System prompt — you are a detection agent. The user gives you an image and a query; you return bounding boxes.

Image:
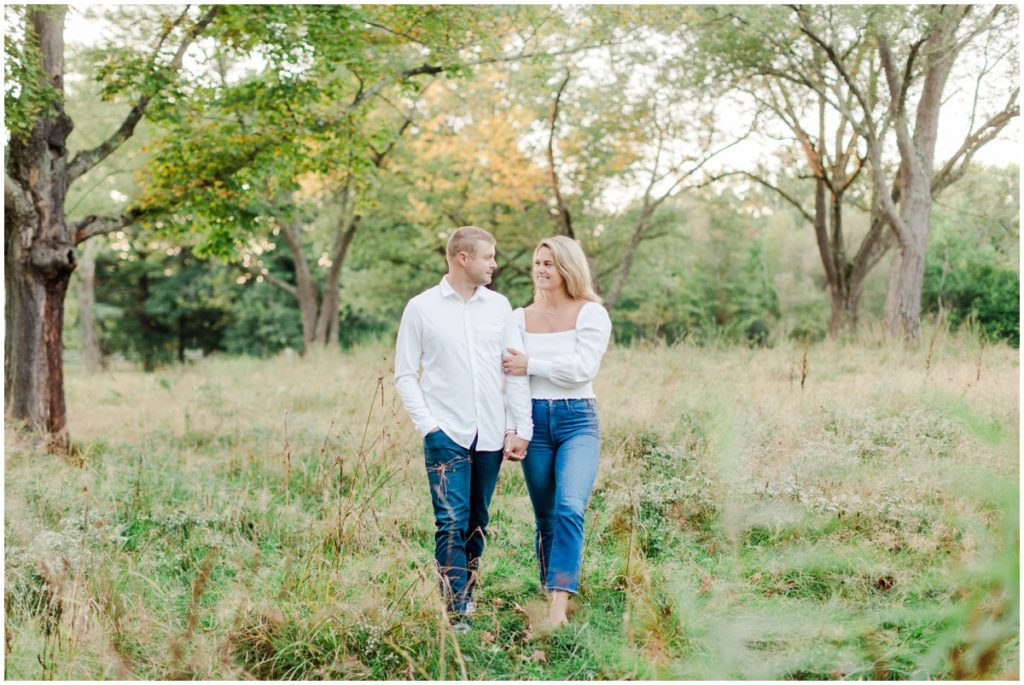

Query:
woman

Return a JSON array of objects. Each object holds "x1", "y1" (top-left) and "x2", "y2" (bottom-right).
[{"x1": 501, "y1": 236, "x2": 612, "y2": 626}]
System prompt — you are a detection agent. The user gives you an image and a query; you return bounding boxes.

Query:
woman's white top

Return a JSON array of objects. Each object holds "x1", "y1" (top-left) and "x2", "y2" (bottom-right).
[{"x1": 513, "y1": 302, "x2": 613, "y2": 400}]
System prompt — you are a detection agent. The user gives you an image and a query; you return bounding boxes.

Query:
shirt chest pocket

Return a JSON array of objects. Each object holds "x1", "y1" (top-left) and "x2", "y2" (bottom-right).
[{"x1": 476, "y1": 323, "x2": 503, "y2": 355}]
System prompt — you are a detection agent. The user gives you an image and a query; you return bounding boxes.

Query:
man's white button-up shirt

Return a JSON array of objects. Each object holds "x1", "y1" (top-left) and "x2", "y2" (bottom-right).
[{"x1": 395, "y1": 276, "x2": 533, "y2": 451}]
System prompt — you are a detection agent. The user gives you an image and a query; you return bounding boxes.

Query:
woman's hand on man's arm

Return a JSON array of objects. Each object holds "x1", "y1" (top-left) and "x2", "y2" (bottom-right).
[{"x1": 502, "y1": 347, "x2": 529, "y2": 376}]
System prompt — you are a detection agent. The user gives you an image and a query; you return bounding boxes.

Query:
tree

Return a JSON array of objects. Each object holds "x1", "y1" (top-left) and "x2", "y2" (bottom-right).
[
  {"x1": 698, "y1": 5, "x2": 1019, "y2": 341},
  {"x1": 140, "y1": 83, "x2": 419, "y2": 353},
  {"x1": 74, "y1": 239, "x2": 102, "y2": 373},
  {"x1": 386, "y1": 66, "x2": 554, "y2": 302},
  {"x1": 722, "y1": 68, "x2": 872, "y2": 337},
  {"x1": 5, "y1": 5, "x2": 218, "y2": 448},
  {"x1": 869, "y1": 7, "x2": 1017, "y2": 340},
  {"x1": 791, "y1": 6, "x2": 1018, "y2": 341},
  {"x1": 522, "y1": 10, "x2": 757, "y2": 309},
  {"x1": 134, "y1": 5, "x2": 567, "y2": 351},
  {"x1": 545, "y1": 70, "x2": 575, "y2": 238},
  {"x1": 94, "y1": 243, "x2": 236, "y2": 369},
  {"x1": 605, "y1": 193, "x2": 780, "y2": 345},
  {"x1": 60, "y1": 37, "x2": 155, "y2": 373},
  {"x1": 595, "y1": 81, "x2": 756, "y2": 310}
]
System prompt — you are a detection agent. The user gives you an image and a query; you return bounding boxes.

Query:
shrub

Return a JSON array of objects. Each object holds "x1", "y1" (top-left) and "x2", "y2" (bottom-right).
[{"x1": 923, "y1": 260, "x2": 1019, "y2": 347}]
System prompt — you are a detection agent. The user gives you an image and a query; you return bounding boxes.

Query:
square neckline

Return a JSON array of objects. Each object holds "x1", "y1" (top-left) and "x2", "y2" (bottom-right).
[{"x1": 519, "y1": 301, "x2": 594, "y2": 335}]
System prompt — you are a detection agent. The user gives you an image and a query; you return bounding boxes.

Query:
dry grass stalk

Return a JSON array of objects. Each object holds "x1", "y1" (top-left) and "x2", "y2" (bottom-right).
[{"x1": 800, "y1": 337, "x2": 810, "y2": 390}]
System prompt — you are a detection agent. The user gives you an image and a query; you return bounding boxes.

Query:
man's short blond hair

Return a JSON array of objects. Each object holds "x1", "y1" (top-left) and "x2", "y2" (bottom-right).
[{"x1": 446, "y1": 226, "x2": 495, "y2": 260}]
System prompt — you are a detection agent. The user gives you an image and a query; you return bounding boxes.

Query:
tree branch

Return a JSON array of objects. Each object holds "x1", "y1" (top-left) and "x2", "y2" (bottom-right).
[
  {"x1": 5, "y1": 173, "x2": 33, "y2": 220},
  {"x1": 262, "y1": 271, "x2": 297, "y2": 297},
  {"x1": 67, "y1": 6, "x2": 221, "y2": 183},
  {"x1": 237, "y1": 259, "x2": 297, "y2": 297},
  {"x1": 856, "y1": 212, "x2": 898, "y2": 277},
  {"x1": 873, "y1": 36, "x2": 919, "y2": 239},
  {"x1": 792, "y1": 6, "x2": 874, "y2": 131},
  {"x1": 932, "y1": 88, "x2": 1019, "y2": 195},
  {"x1": 547, "y1": 70, "x2": 574, "y2": 237},
  {"x1": 368, "y1": 82, "x2": 433, "y2": 167},
  {"x1": 716, "y1": 168, "x2": 811, "y2": 224},
  {"x1": 898, "y1": 37, "x2": 926, "y2": 112},
  {"x1": 654, "y1": 115, "x2": 759, "y2": 205},
  {"x1": 731, "y1": 170, "x2": 814, "y2": 224},
  {"x1": 361, "y1": 18, "x2": 431, "y2": 47},
  {"x1": 72, "y1": 212, "x2": 140, "y2": 245}
]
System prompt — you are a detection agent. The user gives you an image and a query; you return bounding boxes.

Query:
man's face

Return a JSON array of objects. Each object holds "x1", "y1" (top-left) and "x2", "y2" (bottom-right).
[{"x1": 461, "y1": 241, "x2": 497, "y2": 287}]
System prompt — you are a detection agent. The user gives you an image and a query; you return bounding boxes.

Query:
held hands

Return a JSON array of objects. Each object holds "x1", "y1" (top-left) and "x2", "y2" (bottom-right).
[
  {"x1": 502, "y1": 347, "x2": 528, "y2": 376},
  {"x1": 502, "y1": 346, "x2": 528, "y2": 459},
  {"x1": 503, "y1": 432, "x2": 528, "y2": 461},
  {"x1": 502, "y1": 347, "x2": 528, "y2": 459}
]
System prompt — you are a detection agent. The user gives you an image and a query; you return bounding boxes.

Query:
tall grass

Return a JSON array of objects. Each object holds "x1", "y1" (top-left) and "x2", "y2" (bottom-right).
[{"x1": 5, "y1": 328, "x2": 1018, "y2": 679}]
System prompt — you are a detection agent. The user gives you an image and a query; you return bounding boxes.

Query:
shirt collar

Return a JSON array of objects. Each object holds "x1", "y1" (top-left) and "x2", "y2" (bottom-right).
[{"x1": 440, "y1": 275, "x2": 487, "y2": 303}]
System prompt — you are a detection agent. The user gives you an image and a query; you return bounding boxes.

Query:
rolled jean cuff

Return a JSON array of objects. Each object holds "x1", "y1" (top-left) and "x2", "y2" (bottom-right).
[{"x1": 546, "y1": 585, "x2": 578, "y2": 595}]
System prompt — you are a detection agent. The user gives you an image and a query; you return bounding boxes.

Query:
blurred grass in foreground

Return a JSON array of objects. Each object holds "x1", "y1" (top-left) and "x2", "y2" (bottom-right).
[{"x1": 5, "y1": 326, "x2": 1019, "y2": 679}]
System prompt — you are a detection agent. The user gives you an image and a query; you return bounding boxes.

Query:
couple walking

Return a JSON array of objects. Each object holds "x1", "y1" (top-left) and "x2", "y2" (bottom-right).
[{"x1": 394, "y1": 226, "x2": 611, "y2": 630}]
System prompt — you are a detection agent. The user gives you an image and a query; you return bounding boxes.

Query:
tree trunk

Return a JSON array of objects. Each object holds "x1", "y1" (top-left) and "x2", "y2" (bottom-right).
[
  {"x1": 76, "y1": 240, "x2": 100, "y2": 373},
  {"x1": 603, "y1": 205, "x2": 653, "y2": 310},
  {"x1": 877, "y1": 17, "x2": 958, "y2": 342},
  {"x1": 5, "y1": 7, "x2": 76, "y2": 451},
  {"x1": 882, "y1": 61, "x2": 944, "y2": 342},
  {"x1": 326, "y1": 302, "x2": 340, "y2": 345},
  {"x1": 6, "y1": 214, "x2": 74, "y2": 449},
  {"x1": 884, "y1": 194, "x2": 931, "y2": 340},
  {"x1": 295, "y1": 280, "x2": 318, "y2": 349},
  {"x1": 315, "y1": 286, "x2": 339, "y2": 347},
  {"x1": 846, "y1": 254, "x2": 873, "y2": 333},
  {"x1": 546, "y1": 72, "x2": 574, "y2": 239},
  {"x1": 827, "y1": 290, "x2": 845, "y2": 338},
  {"x1": 177, "y1": 314, "x2": 186, "y2": 364},
  {"x1": 137, "y1": 267, "x2": 159, "y2": 372},
  {"x1": 807, "y1": 174, "x2": 840, "y2": 337},
  {"x1": 827, "y1": 190, "x2": 854, "y2": 337},
  {"x1": 313, "y1": 188, "x2": 360, "y2": 347},
  {"x1": 279, "y1": 219, "x2": 319, "y2": 351}
]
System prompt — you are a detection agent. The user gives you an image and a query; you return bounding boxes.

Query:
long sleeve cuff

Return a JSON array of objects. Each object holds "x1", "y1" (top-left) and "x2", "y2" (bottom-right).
[
  {"x1": 505, "y1": 410, "x2": 533, "y2": 441},
  {"x1": 515, "y1": 423, "x2": 533, "y2": 442},
  {"x1": 527, "y1": 357, "x2": 554, "y2": 378}
]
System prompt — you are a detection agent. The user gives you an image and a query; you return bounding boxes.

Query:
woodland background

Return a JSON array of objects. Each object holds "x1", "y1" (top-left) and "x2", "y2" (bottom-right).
[
  {"x1": 4, "y1": 4, "x2": 1020, "y2": 680},
  {"x1": 5, "y1": 5, "x2": 1019, "y2": 382}
]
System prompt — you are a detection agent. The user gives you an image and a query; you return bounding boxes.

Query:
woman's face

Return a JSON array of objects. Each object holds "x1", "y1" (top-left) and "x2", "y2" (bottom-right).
[{"x1": 533, "y1": 246, "x2": 565, "y2": 293}]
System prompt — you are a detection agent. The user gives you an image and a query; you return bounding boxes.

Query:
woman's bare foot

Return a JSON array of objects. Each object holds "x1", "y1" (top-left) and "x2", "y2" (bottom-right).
[{"x1": 548, "y1": 590, "x2": 570, "y2": 626}]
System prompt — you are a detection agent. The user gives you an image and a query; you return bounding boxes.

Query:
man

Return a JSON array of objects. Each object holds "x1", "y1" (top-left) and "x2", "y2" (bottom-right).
[{"x1": 394, "y1": 226, "x2": 532, "y2": 627}]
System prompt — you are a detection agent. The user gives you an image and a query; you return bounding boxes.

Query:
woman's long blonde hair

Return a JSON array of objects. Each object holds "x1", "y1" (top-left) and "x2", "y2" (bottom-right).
[{"x1": 534, "y1": 236, "x2": 602, "y2": 303}]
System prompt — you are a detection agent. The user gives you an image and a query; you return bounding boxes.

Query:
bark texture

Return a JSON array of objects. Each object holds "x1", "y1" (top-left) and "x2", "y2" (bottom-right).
[
  {"x1": 877, "y1": 21, "x2": 956, "y2": 342},
  {"x1": 5, "y1": 8, "x2": 76, "y2": 449}
]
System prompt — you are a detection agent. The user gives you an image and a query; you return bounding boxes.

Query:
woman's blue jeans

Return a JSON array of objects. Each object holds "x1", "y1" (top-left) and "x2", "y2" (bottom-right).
[
  {"x1": 521, "y1": 398, "x2": 600, "y2": 594},
  {"x1": 423, "y1": 429, "x2": 503, "y2": 613}
]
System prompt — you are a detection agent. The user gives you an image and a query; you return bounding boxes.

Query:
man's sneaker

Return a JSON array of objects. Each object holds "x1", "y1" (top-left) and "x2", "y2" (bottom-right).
[
  {"x1": 450, "y1": 618, "x2": 473, "y2": 633},
  {"x1": 447, "y1": 601, "x2": 475, "y2": 632}
]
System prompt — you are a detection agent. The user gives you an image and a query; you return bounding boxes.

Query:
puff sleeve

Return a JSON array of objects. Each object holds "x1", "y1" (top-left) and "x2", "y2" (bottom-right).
[{"x1": 526, "y1": 303, "x2": 612, "y2": 387}]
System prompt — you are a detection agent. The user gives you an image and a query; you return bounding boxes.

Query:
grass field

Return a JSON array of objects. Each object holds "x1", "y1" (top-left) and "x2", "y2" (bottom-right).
[{"x1": 4, "y1": 328, "x2": 1019, "y2": 679}]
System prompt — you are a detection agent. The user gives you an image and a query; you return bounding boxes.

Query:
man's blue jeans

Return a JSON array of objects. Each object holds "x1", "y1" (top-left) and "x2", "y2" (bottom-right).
[
  {"x1": 423, "y1": 429, "x2": 503, "y2": 613},
  {"x1": 520, "y1": 398, "x2": 600, "y2": 594}
]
